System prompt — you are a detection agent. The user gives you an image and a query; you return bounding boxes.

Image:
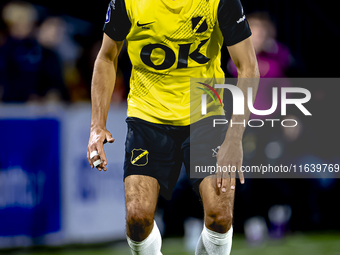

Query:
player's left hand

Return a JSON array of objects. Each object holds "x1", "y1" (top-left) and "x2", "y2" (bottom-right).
[{"x1": 216, "y1": 138, "x2": 244, "y2": 192}]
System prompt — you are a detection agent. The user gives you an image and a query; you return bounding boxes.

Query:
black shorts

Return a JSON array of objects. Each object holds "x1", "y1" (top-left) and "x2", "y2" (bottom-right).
[{"x1": 123, "y1": 116, "x2": 227, "y2": 199}]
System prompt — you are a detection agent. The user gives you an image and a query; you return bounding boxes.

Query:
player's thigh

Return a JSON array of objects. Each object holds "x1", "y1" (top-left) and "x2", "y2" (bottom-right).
[
  {"x1": 124, "y1": 117, "x2": 183, "y2": 199},
  {"x1": 199, "y1": 176, "x2": 235, "y2": 231},
  {"x1": 125, "y1": 175, "x2": 160, "y2": 218}
]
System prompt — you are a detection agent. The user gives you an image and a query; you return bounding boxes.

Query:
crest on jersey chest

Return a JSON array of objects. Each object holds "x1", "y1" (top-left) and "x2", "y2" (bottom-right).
[{"x1": 191, "y1": 16, "x2": 208, "y2": 33}]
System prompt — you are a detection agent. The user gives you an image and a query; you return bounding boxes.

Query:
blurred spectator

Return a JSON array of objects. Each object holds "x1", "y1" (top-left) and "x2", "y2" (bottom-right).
[
  {"x1": 228, "y1": 12, "x2": 292, "y2": 78},
  {"x1": 0, "y1": 1, "x2": 130, "y2": 103},
  {"x1": 227, "y1": 12, "x2": 293, "y2": 119},
  {"x1": 41, "y1": 16, "x2": 85, "y2": 102},
  {"x1": 2, "y1": 0, "x2": 36, "y2": 41},
  {"x1": 227, "y1": 12, "x2": 297, "y2": 235},
  {"x1": 0, "y1": 1, "x2": 39, "y2": 102},
  {"x1": 36, "y1": 16, "x2": 69, "y2": 102},
  {"x1": 0, "y1": 1, "x2": 68, "y2": 103},
  {"x1": 77, "y1": 39, "x2": 128, "y2": 104}
]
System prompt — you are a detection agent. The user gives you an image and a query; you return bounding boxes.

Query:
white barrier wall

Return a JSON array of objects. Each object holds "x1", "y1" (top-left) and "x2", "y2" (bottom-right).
[
  {"x1": 62, "y1": 103, "x2": 127, "y2": 244},
  {"x1": 0, "y1": 103, "x2": 128, "y2": 248}
]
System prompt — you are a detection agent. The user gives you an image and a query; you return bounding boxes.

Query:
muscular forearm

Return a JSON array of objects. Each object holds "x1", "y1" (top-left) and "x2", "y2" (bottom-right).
[
  {"x1": 224, "y1": 37, "x2": 260, "y2": 141},
  {"x1": 90, "y1": 35, "x2": 123, "y2": 130},
  {"x1": 87, "y1": 36, "x2": 123, "y2": 171},
  {"x1": 90, "y1": 56, "x2": 117, "y2": 129},
  {"x1": 224, "y1": 67, "x2": 260, "y2": 141}
]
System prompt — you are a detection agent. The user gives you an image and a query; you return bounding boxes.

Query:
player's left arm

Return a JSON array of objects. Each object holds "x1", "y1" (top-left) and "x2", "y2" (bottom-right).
[{"x1": 216, "y1": 36, "x2": 260, "y2": 191}]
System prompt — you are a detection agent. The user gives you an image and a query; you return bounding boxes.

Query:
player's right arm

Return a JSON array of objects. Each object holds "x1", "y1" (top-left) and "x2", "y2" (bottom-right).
[
  {"x1": 87, "y1": 34, "x2": 124, "y2": 171},
  {"x1": 88, "y1": 0, "x2": 131, "y2": 171}
]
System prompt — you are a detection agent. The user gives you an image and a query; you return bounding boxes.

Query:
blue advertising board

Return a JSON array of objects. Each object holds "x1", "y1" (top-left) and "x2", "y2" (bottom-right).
[{"x1": 0, "y1": 119, "x2": 61, "y2": 238}]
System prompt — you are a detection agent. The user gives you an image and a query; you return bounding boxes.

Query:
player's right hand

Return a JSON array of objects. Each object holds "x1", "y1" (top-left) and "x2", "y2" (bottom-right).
[{"x1": 87, "y1": 126, "x2": 115, "y2": 171}]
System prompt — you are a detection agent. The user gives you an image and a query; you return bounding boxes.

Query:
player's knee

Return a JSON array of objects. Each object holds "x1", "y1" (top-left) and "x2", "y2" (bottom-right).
[
  {"x1": 205, "y1": 210, "x2": 233, "y2": 233},
  {"x1": 126, "y1": 200, "x2": 154, "y2": 232}
]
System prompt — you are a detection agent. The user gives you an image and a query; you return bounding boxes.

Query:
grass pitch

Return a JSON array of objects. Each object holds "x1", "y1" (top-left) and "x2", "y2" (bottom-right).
[{"x1": 6, "y1": 233, "x2": 340, "y2": 255}]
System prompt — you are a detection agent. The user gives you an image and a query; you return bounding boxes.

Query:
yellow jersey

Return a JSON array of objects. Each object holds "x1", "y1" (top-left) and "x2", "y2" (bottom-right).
[{"x1": 104, "y1": 0, "x2": 251, "y2": 125}]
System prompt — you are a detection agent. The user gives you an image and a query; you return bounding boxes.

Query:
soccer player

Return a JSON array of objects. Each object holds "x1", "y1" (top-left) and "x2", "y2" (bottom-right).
[{"x1": 87, "y1": 0, "x2": 259, "y2": 254}]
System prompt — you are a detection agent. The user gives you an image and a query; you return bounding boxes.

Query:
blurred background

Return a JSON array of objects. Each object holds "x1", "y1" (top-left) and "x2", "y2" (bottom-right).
[{"x1": 0, "y1": 0, "x2": 339, "y2": 254}]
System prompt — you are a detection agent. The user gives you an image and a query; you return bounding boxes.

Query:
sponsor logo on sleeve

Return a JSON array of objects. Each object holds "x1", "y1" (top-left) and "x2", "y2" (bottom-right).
[
  {"x1": 237, "y1": 15, "x2": 246, "y2": 24},
  {"x1": 105, "y1": 5, "x2": 111, "y2": 23}
]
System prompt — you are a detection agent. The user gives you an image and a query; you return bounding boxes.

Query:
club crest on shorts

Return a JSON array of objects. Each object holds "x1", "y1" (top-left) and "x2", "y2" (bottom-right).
[{"x1": 131, "y1": 148, "x2": 149, "y2": 166}]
